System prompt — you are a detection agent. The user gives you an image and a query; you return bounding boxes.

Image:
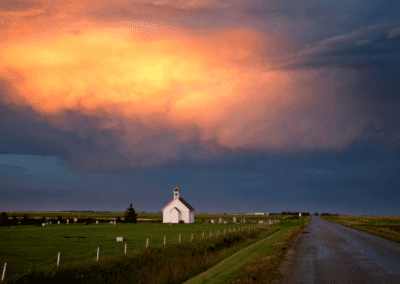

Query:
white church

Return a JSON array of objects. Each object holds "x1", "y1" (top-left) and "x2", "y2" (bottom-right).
[{"x1": 163, "y1": 187, "x2": 195, "y2": 223}]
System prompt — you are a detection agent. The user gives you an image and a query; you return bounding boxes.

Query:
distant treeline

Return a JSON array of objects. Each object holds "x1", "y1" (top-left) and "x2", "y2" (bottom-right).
[
  {"x1": 0, "y1": 212, "x2": 120, "y2": 227},
  {"x1": 319, "y1": 213, "x2": 340, "y2": 216},
  {"x1": 268, "y1": 212, "x2": 311, "y2": 216},
  {"x1": 58, "y1": 210, "x2": 111, "y2": 213},
  {"x1": 19, "y1": 210, "x2": 113, "y2": 213}
]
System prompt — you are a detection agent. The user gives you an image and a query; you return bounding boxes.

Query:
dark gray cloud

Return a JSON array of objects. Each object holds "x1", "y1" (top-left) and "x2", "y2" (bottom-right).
[
  {"x1": 0, "y1": 0, "x2": 42, "y2": 11},
  {"x1": 0, "y1": 81, "x2": 131, "y2": 173},
  {"x1": 270, "y1": 23, "x2": 400, "y2": 70},
  {"x1": 1, "y1": 0, "x2": 400, "y2": 215}
]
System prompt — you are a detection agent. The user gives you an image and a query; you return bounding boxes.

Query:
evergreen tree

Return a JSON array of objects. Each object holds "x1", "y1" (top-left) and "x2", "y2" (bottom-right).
[
  {"x1": 1, "y1": 212, "x2": 9, "y2": 226},
  {"x1": 11, "y1": 215, "x2": 18, "y2": 226},
  {"x1": 116, "y1": 216, "x2": 122, "y2": 223},
  {"x1": 124, "y1": 203, "x2": 137, "y2": 223}
]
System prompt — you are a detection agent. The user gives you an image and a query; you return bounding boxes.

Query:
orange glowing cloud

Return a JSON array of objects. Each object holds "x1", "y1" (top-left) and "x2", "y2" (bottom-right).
[
  {"x1": 0, "y1": 1, "x2": 365, "y2": 168},
  {"x1": 0, "y1": 25, "x2": 261, "y2": 124}
]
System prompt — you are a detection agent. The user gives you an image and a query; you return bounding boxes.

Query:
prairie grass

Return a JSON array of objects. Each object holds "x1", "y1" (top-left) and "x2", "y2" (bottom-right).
[
  {"x1": 322, "y1": 215, "x2": 400, "y2": 226},
  {"x1": 321, "y1": 216, "x2": 400, "y2": 243},
  {"x1": 2, "y1": 226, "x2": 278, "y2": 284}
]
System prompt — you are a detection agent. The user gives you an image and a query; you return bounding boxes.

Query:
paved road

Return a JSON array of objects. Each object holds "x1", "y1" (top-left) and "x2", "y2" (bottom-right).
[{"x1": 274, "y1": 216, "x2": 400, "y2": 283}]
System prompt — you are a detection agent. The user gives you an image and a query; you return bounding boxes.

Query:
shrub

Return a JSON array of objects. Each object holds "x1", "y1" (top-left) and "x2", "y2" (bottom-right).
[
  {"x1": 80, "y1": 218, "x2": 94, "y2": 224},
  {"x1": 11, "y1": 216, "x2": 19, "y2": 226}
]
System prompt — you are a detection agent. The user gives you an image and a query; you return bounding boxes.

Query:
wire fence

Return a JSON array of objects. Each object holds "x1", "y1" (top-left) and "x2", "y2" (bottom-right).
[
  {"x1": 74, "y1": 248, "x2": 99, "y2": 259},
  {"x1": 1, "y1": 220, "x2": 280, "y2": 282}
]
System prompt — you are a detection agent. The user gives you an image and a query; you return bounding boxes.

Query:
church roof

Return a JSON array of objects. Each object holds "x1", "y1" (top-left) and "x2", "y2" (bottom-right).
[
  {"x1": 178, "y1": 197, "x2": 195, "y2": 210},
  {"x1": 162, "y1": 197, "x2": 195, "y2": 211}
]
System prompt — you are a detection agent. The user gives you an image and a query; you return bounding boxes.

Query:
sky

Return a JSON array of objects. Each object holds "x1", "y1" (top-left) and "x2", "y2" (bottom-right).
[{"x1": 0, "y1": 0, "x2": 399, "y2": 216}]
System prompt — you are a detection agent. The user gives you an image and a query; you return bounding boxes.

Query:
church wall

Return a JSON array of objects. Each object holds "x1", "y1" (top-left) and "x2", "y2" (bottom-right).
[
  {"x1": 163, "y1": 199, "x2": 190, "y2": 223},
  {"x1": 189, "y1": 211, "x2": 194, "y2": 223}
]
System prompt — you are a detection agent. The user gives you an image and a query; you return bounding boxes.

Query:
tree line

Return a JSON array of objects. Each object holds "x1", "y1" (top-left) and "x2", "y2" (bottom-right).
[
  {"x1": 268, "y1": 212, "x2": 311, "y2": 216},
  {"x1": 0, "y1": 204, "x2": 138, "y2": 226},
  {"x1": 317, "y1": 213, "x2": 340, "y2": 216}
]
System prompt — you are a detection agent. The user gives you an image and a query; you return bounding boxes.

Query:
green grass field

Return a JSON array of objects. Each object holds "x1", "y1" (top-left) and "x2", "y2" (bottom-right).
[
  {"x1": 0, "y1": 221, "x2": 280, "y2": 281},
  {"x1": 3, "y1": 225, "x2": 282, "y2": 284}
]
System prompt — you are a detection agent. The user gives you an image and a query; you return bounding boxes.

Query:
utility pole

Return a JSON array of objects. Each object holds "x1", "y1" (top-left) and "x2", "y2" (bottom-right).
[{"x1": 287, "y1": 209, "x2": 288, "y2": 224}]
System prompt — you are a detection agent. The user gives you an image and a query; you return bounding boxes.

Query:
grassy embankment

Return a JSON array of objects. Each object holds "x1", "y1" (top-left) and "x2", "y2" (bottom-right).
[
  {"x1": 321, "y1": 215, "x2": 400, "y2": 243},
  {"x1": 2, "y1": 224, "x2": 279, "y2": 284},
  {"x1": 185, "y1": 215, "x2": 310, "y2": 284}
]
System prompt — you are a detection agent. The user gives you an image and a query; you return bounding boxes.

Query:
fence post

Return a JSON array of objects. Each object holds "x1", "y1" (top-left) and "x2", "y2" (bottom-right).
[
  {"x1": 97, "y1": 247, "x2": 99, "y2": 261},
  {"x1": 224, "y1": 229, "x2": 226, "y2": 234},
  {"x1": 217, "y1": 230, "x2": 219, "y2": 235},
  {"x1": 1, "y1": 263, "x2": 6, "y2": 282},
  {"x1": 57, "y1": 252, "x2": 60, "y2": 267},
  {"x1": 191, "y1": 233, "x2": 193, "y2": 241},
  {"x1": 210, "y1": 231, "x2": 212, "y2": 237},
  {"x1": 125, "y1": 243, "x2": 127, "y2": 254},
  {"x1": 202, "y1": 231, "x2": 204, "y2": 238},
  {"x1": 146, "y1": 239, "x2": 149, "y2": 248},
  {"x1": 179, "y1": 234, "x2": 181, "y2": 242},
  {"x1": 164, "y1": 236, "x2": 166, "y2": 245}
]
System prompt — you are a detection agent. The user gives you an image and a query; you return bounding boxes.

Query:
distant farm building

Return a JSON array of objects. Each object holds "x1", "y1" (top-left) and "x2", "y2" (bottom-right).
[
  {"x1": 254, "y1": 212, "x2": 265, "y2": 215},
  {"x1": 163, "y1": 187, "x2": 195, "y2": 224}
]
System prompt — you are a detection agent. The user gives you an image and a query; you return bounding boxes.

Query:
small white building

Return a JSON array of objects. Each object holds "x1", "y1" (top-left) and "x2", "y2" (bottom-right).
[
  {"x1": 163, "y1": 187, "x2": 195, "y2": 224},
  {"x1": 254, "y1": 212, "x2": 265, "y2": 215}
]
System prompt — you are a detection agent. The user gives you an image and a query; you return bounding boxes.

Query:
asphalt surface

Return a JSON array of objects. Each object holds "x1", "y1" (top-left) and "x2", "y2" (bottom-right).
[{"x1": 274, "y1": 216, "x2": 400, "y2": 283}]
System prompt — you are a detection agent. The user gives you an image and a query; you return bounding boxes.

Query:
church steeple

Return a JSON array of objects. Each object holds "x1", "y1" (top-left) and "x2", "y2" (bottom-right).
[{"x1": 173, "y1": 187, "x2": 180, "y2": 199}]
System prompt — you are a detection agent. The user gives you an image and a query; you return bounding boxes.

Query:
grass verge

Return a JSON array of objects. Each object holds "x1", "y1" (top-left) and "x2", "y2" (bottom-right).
[
  {"x1": 183, "y1": 216, "x2": 309, "y2": 284},
  {"x1": 321, "y1": 216, "x2": 400, "y2": 243},
  {"x1": 3, "y1": 226, "x2": 278, "y2": 284},
  {"x1": 222, "y1": 216, "x2": 310, "y2": 284},
  {"x1": 342, "y1": 224, "x2": 400, "y2": 243}
]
